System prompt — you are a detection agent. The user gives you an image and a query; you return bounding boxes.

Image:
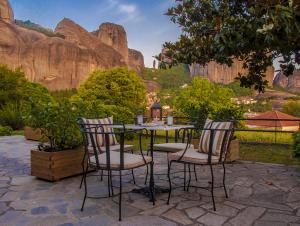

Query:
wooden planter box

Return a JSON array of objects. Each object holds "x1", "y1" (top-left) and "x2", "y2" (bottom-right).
[
  {"x1": 226, "y1": 139, "x2": 240, "y2": 162},
  {"x1": 24, "y1": 127, "x2": 45, "y2": 141},
  {"x1": 31, "y1": 148, "x2": 86, "y2": 181}
]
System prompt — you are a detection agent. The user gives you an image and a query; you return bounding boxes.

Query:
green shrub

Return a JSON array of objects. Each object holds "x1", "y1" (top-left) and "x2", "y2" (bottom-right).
[
  {"x1": 223, "y1": 81, "x2": 254, "y2": 97},
  {"x1": 142, "y1": 65, "x2": 191, "y2": 89},
  {"x1": 282, "y1": 101, "x2": 300, "y2": 118},
  {"x1": 0, "y1": 125, "x2": 13, "y2": 136},
  {"x1": 293, "y1": 131, "x2": 300, "y2": 157},
  {"x1": 174, "y1": 77, "x2": 243, "y2": 128},
  {"x1": 0, "y1": 65, "x2": 54, "y2": 130},
  {"x1": 0, "y1": 103, "x2": 24, "y2": 130},
  {"x1": 73, "y1": 67, "x2": 146, "y2": 121},
  {"x1": 25, "y1": 99, "x2": 82, "y2": 151}
]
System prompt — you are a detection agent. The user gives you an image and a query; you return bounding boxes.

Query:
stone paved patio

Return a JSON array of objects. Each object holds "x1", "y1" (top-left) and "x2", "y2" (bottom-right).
[{"x1": 0, "y1": 136, "x2": 300, "y2": 226}]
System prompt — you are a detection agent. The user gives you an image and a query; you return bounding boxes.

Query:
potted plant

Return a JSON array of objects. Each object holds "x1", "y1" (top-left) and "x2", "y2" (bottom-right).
[{"x1": 25, "y1": 99, "x2": 85, "y2": 181}]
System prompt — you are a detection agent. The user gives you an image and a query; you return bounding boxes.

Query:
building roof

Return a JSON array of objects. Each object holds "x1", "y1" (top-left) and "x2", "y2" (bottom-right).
[{"x1": 246, "y1": 110, "x2": 300, "y2": 127}]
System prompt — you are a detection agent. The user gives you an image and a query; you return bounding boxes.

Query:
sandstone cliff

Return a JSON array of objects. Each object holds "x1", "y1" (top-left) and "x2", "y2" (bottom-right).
[
  {"x1": 128, "y1": 49, "x2": 144, "y2": 75},
  {"x1": 189, "y1": 60, "x2": 274, "y2": 86},
  {"x1": 0, "y1": 0, "x2": 144, "y2": 90},
  {"x1": 273, "y1": 70, "x2": 300, "y2": 94},
  {"x1": 0, "y1": 0, "x2": 13, "y2": 22}
]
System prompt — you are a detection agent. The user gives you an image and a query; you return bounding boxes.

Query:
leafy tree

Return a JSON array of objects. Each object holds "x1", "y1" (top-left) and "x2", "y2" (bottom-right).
[
  {"x1": 161, "y1": 0, "x2": 300, "y2": 92},
  {"x1": 293, "y1": 131, "x2": 300, "y2": 157},
  {"x1": 73, "y1": 67, "x2": 146, "y2": 122},
  {"x1": 224, "y1": 81, "x2": 254, "y2": 97},
  {"x1": 174, "y1": 77, "x2": 243, "y2": 128},
  {"x1": 282, "y1": 101, "x2": 300, "y2": 117},
  {"x1": 142, "y1": 65, "x2": 191, "y2": 89}
]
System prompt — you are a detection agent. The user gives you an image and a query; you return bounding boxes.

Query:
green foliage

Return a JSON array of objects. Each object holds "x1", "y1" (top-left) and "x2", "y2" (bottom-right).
[
  {"x1": 224, "y1": 82, "x2": 254, "y2": 97},
  {"x1": 0, "y1": 65, "x2": 26, "y2": 108},
  {"x1": 293, "y1": 131, "x2": 300, "y2": 157},
  {"x1": 142, "y1": 65, "x2": 191, "y2": 89},
  {"x1": 162, "y1": 0, "x2": 300, "y2": 92},
  {"x1": 51, "y1": 89, "x2": 78, "y2": 101},
  {"x1": 15, "y1": 20, "x2": 65, "y2": 38},
  {"x1": 0, "y1": 125, "x2": 13, "y2": 136},
  {"x1": 174, "y1": 77, "x2": 243, "y2": 128},
  {"x1": 282, "y1": 101, "x2": 300, "y2": 117},
  {"x1": 25, "y1": 99, "x2": 82, "y2": 151},
  {"x1": 0, "y1": 103, "x2": 24, "y2": 130},
  {"x1": 73, "y1": 67, "x2": 146, "y2": 122},
  {"x1": 240, "y1": 100, "x2": 272, "y2": 113},
  {"x1": 0, "y1": 65, "x2": 54, "y2": 130}
]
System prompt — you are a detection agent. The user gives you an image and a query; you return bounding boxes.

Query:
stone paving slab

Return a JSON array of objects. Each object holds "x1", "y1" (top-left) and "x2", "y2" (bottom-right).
[{"x1": 0, "y1": 136, "x2": 300, "y2": 226}]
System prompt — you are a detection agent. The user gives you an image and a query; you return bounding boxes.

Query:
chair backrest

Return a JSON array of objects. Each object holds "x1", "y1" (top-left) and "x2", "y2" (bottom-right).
[
  {"x1": 198, "y1": 119, "x2": 234, "y2": 161},
  {"x1": 78, "y1": 120, "x2": 127, "y2": 170},
  {"x1": 80, "y1": 117, "x2": 118, "y2": 150}
]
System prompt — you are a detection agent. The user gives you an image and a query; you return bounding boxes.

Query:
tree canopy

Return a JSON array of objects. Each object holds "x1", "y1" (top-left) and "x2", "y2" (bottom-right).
[
  {"x1": 161, "y1": 0, "x2": 300, "y2": 92},
  {"x1": 73, "y1": 67, "x2": 146, "y2": 122},
  {"x1": 174, "y1": 77, "x2": 243, "y2": 127}
]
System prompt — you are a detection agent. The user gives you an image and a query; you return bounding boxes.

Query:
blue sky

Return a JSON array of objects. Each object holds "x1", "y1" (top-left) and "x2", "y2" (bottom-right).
[{"x1": 10, "y1": 0, "x2": 180, "y2": 67}]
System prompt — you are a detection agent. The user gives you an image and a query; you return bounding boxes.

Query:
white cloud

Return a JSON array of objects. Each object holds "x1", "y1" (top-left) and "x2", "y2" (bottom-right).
[{"x1": 118, "y1": 4, "x2": 137, "y2": 14}]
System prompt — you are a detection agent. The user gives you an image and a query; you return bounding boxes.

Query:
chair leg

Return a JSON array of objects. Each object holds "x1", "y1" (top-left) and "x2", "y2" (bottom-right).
[
  {"x1": 144, "y1": 149, "x2": 150, "y2": 185},
  {"x1": 222, "y1": 162, "x2": 228, "y2": 198},
  {"x1": 187, "y1": 164, "x2": 192, "y2": 191},
  {"x1": 210, "y1": 164, "x2": 216, "y2": 211},
  {"x1": 119, "y1": 171, "x2": 122, "y2": 221},
  {"x1": 149, "y1": 162, "x2": 155, "y2": 206},
  {"x1": 101, "y1": 170, "x2": 103, "y2": 181},
  {"x1": 167, "y1": 162, "x2": 172, "y2": 205},
  {"x1": 131, "y1": 150, "x2": 136, "y2": 184},
  {"x1": 144, "y1": 165, "x2": 149, "y2": 185},
  {"x1": 184, "y1": 163, "x2": 186, "y2": 191},
  {"x1": 81, "y1": 164, "x2": 88, "y2": 211},
  {"x1": 194, "y1": 164, "x2": 198, "y2": 181},
  {"x1": 110, "y1": 170, "x2": 114, "y2": 196},
  {"x1": 79, "y1": 161, "x2": 85, "y2": 189},
  {"x1": 108, "y1": 170, "x2": 111, "y2": 197}
]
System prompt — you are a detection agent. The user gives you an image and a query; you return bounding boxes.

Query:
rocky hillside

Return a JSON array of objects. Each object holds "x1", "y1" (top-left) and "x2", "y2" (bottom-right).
[
  {"x1": 273, "y1": 69, "x2": 300, "y2": 94},
  {"x1": 0, "y1": 0, "x2": 144, "y2": 90},
  {"x1": 189, "y1": 60, "x2": 274, "y2": 86}
]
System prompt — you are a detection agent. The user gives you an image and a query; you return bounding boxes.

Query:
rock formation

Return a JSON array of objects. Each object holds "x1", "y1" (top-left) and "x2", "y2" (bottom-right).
[
  {"x1": 189, "y1": 60, "x2": 274, "y2": 86},
  {"x1": 128, "y1": 49, "x2": 144, "y2": 75},
  {"x1": 0, "y1": 0, "x2": 13, "y2": 22},
  {"x1": 95, "y1": 23, "x2": 129, "y2": 64},
  {"x1": 273, "y1": 69, "x2": 300, "y2": 94},
  {"x1": 0, "y1": 0, "x2": 144, "y2": 90}
]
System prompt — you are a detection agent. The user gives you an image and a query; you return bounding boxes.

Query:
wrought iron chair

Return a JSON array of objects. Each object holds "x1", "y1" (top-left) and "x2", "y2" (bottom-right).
[
  {"x1": 78, "y1": 117, "x2": 136, "y2": 188},
  {"x1": 79, "y1": 122, "x2": 153, "y2": 221},
  {"x1": 166, "y1": 120, "x2": 234, "y2": 211},
  {"x1": 145, "y1": 127, "x2": 198, "y2": 187}
]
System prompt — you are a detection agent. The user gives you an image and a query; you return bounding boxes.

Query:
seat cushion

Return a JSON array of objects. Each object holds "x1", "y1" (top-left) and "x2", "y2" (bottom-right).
[
  {"x1": 169, "y1": 148, "x2": 219, "y2": 164},
  {"x1": 152, "y1": 143, "x2": 194, "y2": 153},
  {"x1": 88, "y1": 144, "x2": 133, "y2": 153},
  {"x1": 90, "y1": 151, "x2": 152, "y2": 170}
]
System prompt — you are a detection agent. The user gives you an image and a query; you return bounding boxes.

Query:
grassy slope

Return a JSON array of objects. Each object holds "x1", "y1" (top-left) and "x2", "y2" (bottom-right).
[{"x1": 240, "y1": 143, "x2": 300, "y2": 165}]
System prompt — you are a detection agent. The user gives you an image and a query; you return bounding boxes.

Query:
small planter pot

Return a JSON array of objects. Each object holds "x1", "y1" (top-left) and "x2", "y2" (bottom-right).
[
  {"x1": 24, "y1": 127, "x2": 47, "y2": 141},
  {"x1": 31, "y1": 148, "x2": 86, "y2": 181}
]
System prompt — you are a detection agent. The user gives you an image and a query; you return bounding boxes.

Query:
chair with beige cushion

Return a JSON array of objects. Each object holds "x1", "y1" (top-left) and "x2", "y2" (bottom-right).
[
  {"x1": 79, "y1": 123, "x2": 153, "y2": 221},
  {"x1": 167, "y1": 119, "x2": 234, "y2": 211},
  {"x1": 79, "y1": 117, "x2": 135, "y2": 189},
  {"x1": 145, "y1": 127, "x2": 197, "y2": 186}
]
